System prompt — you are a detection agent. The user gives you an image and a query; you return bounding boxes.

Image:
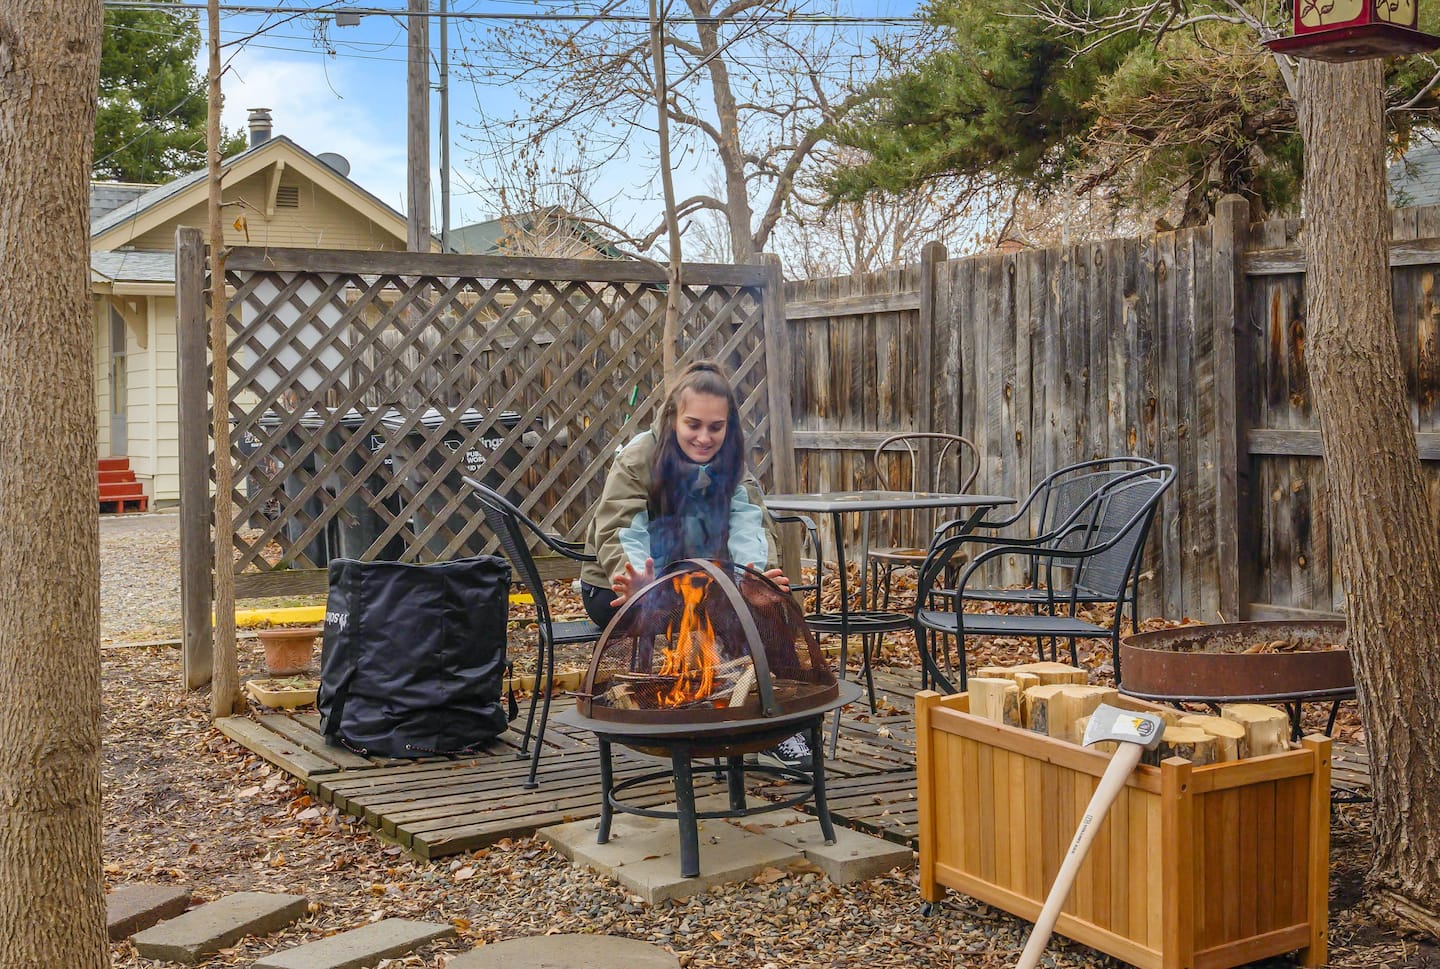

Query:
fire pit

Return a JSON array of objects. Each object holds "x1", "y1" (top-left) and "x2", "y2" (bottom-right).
[
  {"x1": 1120, "y1": 619, "x2": 1353, "y2": 737},
  {"x1": 558, "y1": 559, "x2": 860, "y2": 878}
]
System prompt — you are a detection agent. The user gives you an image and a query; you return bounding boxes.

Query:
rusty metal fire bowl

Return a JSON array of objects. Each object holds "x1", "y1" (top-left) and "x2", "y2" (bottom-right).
[{"x1": 1119, "y1": 620, "x2": 1352, "y2": 703}]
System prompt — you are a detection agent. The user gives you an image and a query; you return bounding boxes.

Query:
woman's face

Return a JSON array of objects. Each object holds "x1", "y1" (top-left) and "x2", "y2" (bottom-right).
[{"x1": 673, "y1": 390, "x2": 729, "y2": 465}]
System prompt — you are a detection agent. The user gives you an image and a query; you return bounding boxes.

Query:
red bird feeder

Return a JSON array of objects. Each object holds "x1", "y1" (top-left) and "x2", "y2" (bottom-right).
[{"x1": 1265, "y1": 0, "x2": 1440, "y2": 61}]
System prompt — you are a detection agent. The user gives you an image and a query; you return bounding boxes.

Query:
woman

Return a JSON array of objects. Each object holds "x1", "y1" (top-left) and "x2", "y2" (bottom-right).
[{"x1": 579, "y1": 361, "x2": 810, "y2": 769}]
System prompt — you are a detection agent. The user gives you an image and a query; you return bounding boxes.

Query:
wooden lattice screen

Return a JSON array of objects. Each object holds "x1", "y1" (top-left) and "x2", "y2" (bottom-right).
[{"x1": 176, "y1": 232, "x2": 797, "y2": 685}]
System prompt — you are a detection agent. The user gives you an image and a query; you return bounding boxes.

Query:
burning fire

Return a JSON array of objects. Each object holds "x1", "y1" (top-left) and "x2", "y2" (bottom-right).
[{"x1": 659, "y1": 571, "x2": 721, "y2": 707}]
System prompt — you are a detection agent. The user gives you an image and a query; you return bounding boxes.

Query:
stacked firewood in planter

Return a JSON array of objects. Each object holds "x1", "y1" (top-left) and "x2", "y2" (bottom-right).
[{"x1": 965, "y1": 662, "x2": 1292, "y2": 766}]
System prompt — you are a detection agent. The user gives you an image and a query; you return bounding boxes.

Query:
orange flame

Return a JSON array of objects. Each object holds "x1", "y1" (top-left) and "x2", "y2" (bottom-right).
[{"x1": 659, "y1": 572, "x2": 720, "y2": 707}]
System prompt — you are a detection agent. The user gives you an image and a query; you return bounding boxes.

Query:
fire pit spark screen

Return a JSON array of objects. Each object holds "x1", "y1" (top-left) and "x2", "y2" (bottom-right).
[{"x1": 560, "y1": 559, "x2": 860, "y2": 878}]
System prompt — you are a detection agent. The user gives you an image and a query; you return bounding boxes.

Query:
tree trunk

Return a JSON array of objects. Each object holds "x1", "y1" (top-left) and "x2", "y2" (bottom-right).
[
  {"x1": 0, "y1": 4, "x2": 109, "y2": 968},
  {"x1": 688, "y1": 0, "x2": 756, "y2": 262},
  {"x1": 1299, "y1": 58, "x2": 1440, "y2": 937}
]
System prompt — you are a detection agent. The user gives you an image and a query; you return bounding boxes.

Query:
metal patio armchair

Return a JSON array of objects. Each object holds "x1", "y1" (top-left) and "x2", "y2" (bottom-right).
[
  {"x1": 912, "y1": 463, "x2": 1174, "y2": 693},
  {"x1": 864, "y1": 432, "x2": 980, "y2": 609},
  {"x1": 464, "y1": 477, "x2": 602, "y2": 789},
  {"x1": 769, "y1": 510, "x2": 825, "y2": 611},
  {"x1": 929, "y1": 457, "x2": 1160, "y2": 624}
]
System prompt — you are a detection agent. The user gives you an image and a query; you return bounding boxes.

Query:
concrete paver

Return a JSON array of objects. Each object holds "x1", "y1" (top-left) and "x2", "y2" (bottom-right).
[
  {"x1": 752, "y1": 818, "x2": 914, "y2": 884},
  {"x1": 445, "y1": 934, "x2": 680, "y2": 969},
  {"x1": 130, "y1": 891, "x2": 308, "y2": 964},
  {"x1": 540, "y1": 809, "x2": 804, "y2": 904},
  {"x1": 106, "y1": 884, "x2": 191, "y2": 941},
  {"x1": 252, "y1": 918, "x2": 454, "y2": 969}
]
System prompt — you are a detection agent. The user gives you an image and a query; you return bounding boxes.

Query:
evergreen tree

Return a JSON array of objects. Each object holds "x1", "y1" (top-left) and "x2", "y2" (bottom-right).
[
  {"x1": 827, "y1": 0, "x2": 1440, "y2": 225},
  {"x1": 96, "y1": 1, "x2": 243, "y2": 182}
]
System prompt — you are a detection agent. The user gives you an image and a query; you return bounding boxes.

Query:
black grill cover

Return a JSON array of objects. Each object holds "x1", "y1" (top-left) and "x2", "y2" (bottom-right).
[{"x1": 318, "y1": 555, "x2": 511, "y2": 757}]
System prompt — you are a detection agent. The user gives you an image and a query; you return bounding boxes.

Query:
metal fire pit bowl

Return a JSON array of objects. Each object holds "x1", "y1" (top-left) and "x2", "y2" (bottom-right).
[{"x1": 1120, "y1": 620, "x2": 1352, "y2": 703}]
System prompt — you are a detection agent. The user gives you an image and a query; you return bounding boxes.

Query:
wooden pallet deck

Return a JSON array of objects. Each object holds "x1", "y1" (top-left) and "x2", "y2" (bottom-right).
[{"x1": 217, "y1": 669, "x2": 1369, "y2": 860}]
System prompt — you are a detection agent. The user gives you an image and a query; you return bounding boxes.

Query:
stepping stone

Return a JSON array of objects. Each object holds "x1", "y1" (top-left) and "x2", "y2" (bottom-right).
[
  {"x1": 252, "y1": 918, "x2": 454, "y2": 969},
  {"x1": 755, "y1": 818, "x2": 914, "y2": 885},
  {"x1": 130, "y1": 891, "x2": 308, "y2": 964},
  {"x1": 106, "y1": 884, "x2": 191, "y2": 941},
  {"x1": 447, "y1": 934, "x2": 679, "y2": 969}
]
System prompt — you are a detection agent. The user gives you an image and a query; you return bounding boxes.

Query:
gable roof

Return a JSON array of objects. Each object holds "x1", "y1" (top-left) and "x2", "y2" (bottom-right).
[
  {"x1": 90, "y1": 182, "x2": 156, "y2": 224},
  {"x1": 91, "y1": 135, "x2": 415, "y2": 250},
  {"x1": 451, "y1": 207, "x2": 628, "y2": 259}
]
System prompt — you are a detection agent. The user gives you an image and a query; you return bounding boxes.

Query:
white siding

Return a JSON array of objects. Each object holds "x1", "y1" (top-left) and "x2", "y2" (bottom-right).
[
  {"x1": 94, "y1": 299, "x2": 111, "y2": 457},
  {"x1": 127, "y1": 168, "x2": 405, "y2": 252},
  {"x1": 150, "y1": 297, "x2": 181, "y2": 503}
]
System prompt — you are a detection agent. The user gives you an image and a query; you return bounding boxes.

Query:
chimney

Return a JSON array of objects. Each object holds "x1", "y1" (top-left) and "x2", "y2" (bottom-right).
[{"x1": 247, "y1": 107, "x2": 273, "y2": 148}]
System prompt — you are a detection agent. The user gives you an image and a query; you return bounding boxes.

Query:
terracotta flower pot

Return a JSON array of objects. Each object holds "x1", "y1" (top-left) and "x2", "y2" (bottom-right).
[{"x1": 255, "y1": 626, "x2": 321, "y2": 676}]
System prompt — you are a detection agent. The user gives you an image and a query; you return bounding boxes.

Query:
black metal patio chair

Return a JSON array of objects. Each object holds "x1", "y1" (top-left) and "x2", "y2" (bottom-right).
[
  {"x1": 928, "y1": 456, "x2": 1161, "y2": 626},
  {"x1": 769, "y1": 510, "x2": 825, "y2": 611},
  {"x1": 464, "y1": 477, "x2": 602, "y2": 789},
  {"x1": 865, "y1": 432, "x2": 980, "y2": 610},
  {"x1": 912, "y1": 463, "x2": 1174, "y2": 693}
]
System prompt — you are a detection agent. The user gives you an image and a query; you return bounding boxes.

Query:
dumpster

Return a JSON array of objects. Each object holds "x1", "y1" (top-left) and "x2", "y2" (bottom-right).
[
  {"x1": 394, "y1": 408, "x2": 545, "y2": 560},
  {"x1": 263, "y1": 409, "x2": 337, "y2": 569},
  {"x1": 330, "y1": 408, "x2": 409, "y2": 562}
]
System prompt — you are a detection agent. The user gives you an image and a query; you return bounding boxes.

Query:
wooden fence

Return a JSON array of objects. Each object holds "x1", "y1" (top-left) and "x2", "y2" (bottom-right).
[
  {"x1": 783, "y1": 197, "x2": 1440, "y2": 624},
  {"x1": 176, "y1": 232, "x2": 796, "y2": 686},
  {"x1": 179, "y1": 199, "x2": 1440, "y2": 685}
]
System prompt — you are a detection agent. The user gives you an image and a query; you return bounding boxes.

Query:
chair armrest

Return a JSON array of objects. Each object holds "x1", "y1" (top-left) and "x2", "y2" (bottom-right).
[{"x1": 531, "y1": 529, "x2": 596, "y2": 563}]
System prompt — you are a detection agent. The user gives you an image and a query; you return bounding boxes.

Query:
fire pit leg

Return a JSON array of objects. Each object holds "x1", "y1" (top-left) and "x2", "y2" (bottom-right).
[
  {"x1": 670, "y1": 744, "x2": 701, "y2": 878},
  {"x1": 809, "y1": 721, "x2": 837, "y2": 845},
  {"x1": 726, "y1": 755, "x2": 746, "y2": 812},
  {"x1": 597, "y1": 738, "x2": 615, "y2": 845}
]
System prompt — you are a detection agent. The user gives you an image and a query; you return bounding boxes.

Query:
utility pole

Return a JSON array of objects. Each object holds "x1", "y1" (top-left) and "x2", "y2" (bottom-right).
[
  {"x1": 438, "y1": 0, "x2": 451, "y2": 252},
  {"x1": 407, "y1": 0, "x2": 431, "y2": 251}
]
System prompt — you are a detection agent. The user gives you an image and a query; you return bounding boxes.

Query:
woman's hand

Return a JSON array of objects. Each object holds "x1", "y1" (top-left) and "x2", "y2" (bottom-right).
[
  {"x1": 609, "y1": 558, "x2": 656, "y2": 607},
  {"x1": 762, "y1": 567, "x2": 791, "y2": 592}
]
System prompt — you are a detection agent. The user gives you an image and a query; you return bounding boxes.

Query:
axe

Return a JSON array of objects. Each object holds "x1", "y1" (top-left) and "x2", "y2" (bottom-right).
[{"x1": 1015, "y1": 704, "x2": 1166, "y2": 969}]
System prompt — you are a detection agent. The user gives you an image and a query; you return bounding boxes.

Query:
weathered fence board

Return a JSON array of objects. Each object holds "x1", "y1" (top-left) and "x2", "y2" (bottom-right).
[{"x1": 782, "y1": 201, "x2": 1440, "y2": 623}]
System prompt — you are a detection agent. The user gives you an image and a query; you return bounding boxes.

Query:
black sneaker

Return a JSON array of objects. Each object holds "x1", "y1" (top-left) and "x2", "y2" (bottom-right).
[{"x1": 757, "y1": 732, "x2": 814, "y2": 771}]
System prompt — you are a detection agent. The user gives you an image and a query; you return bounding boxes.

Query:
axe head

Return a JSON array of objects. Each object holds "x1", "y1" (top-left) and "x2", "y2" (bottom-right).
[{"x1": 1083, "y1": 704, "x2": 1166, "y2": 750}]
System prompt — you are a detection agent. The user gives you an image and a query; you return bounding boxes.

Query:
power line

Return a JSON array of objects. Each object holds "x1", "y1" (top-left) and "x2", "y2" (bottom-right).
[{"x1": 101, "y1": 1, "x2": 926, "y2": 25}]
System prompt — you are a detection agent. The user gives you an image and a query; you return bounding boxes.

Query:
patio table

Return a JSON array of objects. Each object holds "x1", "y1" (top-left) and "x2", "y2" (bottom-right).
[{"x1": 766, "y1": 490, "x2": 1015, "y2": 753}]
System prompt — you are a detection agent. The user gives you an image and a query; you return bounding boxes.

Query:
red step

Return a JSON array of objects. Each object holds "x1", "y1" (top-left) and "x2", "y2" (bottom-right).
[
  {"x1": 99, "y1": 496, "x2": 148, "y2": 514},
  {"x1": 99, "y1": 481, "x2": 144, "y2": 500},
  {"x1": 98, "y1": 457, "x2": 147, "y2": 514}
]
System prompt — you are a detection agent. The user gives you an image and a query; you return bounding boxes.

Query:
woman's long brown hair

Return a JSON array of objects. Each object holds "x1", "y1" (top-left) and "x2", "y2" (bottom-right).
[{"x1": 648, "y1": 360, "x2": 746, "y2": 528}]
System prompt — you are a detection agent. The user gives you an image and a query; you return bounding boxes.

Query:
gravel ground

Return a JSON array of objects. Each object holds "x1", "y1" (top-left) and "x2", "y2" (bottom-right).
[{"x1": 99, "y1": 512, "x2": 1431, "y2": 968}]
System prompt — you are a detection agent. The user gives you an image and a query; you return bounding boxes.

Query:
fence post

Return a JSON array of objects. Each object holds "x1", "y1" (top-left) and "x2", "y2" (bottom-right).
[
  {"x1": 1212, "y1": 195, "x2": 1252, "y2": 622},
  {"x1": 917, "y1": 242, "x2": 947, "y2": 538},
  {"x1": 759, "y1": 253, "x2": 802, "y2": 586},
  {"x1": 176, "y1": 228, "x2": 213, "y2": 688}
]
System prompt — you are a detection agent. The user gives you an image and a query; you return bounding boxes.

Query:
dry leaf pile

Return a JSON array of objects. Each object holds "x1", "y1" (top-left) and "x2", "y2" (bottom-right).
[{"x1": 98, "y1": 514, "x2": 1430, "y2": 967}]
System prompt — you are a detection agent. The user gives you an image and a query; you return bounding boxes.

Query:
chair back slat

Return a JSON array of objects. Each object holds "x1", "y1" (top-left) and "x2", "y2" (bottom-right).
[
  {"x1": 872, "y1": 432, "x2": 980, "y2": 494},
  {"x1": 1073, "y1": 473, "x2": 1170, "y2": 597}
]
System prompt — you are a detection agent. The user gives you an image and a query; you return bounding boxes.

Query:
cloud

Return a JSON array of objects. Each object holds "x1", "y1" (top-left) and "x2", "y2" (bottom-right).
[{"x1": 218, "y1": 50, "x2": 409, "y2": 215}]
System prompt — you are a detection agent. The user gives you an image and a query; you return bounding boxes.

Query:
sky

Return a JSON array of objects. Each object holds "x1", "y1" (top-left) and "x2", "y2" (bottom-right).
[{"x1": 181, "y1": 0, "x2": 925, "y2": 244}]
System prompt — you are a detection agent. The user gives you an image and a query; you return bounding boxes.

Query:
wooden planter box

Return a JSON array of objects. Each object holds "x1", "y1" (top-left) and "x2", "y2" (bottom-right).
[{"x1": 915, "y1": 691, "x2": 1331, "y2": 969}]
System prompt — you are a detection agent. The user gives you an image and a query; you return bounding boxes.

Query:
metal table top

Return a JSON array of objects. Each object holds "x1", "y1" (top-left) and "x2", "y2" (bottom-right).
[{"x1": 766, "y1": 490, "x2": 1015, "y2": 514}]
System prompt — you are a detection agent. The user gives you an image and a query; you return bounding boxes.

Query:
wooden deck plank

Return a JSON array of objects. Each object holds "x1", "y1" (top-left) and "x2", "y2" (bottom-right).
[{"x1": 216, "y1": 669, "x2": 1371, "y2": 859}]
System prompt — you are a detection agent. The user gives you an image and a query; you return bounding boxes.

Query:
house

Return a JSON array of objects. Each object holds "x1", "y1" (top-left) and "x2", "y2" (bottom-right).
[
  {"x1": 449, "y1": 207, "x2": 627, "y2": 259},
  {"x1": 91, "y1": 109, "x2": 425, "y2": 506}
]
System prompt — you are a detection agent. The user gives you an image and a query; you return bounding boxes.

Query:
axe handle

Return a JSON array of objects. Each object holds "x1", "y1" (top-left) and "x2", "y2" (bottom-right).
[{"x1": 1015, "y1": 741, "x2": 1145, "y2": 969}]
